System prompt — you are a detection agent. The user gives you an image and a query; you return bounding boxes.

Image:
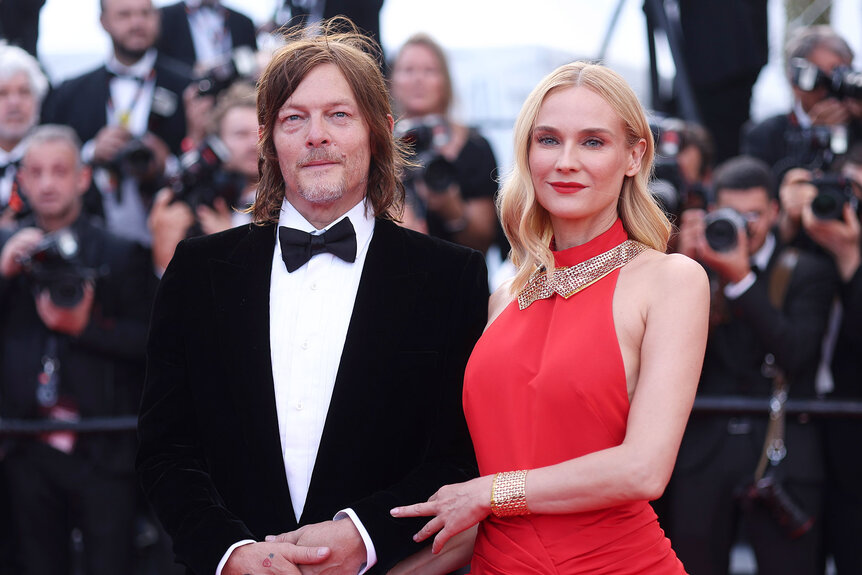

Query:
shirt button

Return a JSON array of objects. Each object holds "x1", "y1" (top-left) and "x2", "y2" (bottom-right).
[
  {"x1": 310, "y1": 282, "x2": 318, "y2": 291},
  {"x1": 300, "y1": 340, "x2": 309, "y2": 350},
  {"x1": 295, "y1": 401, "x2": 303, "y2": 410}
]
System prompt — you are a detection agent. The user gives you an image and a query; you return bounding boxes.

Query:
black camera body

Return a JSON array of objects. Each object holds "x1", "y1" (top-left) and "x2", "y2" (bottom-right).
[
  {"x1": 196, "y1": 47, "x2": 257, "y2": 98},
  {"x1": 112, "y1": 138, "x2": 156, "y2": 180},
  {"x1": 739, "y1": 474, "x2": 814, "y2": 539},
  {"x1": 809, "y1": 173, "x2": 857, "y2": 220},
  {"x1": 169, "y1": 136, "x2": 241, "y2": 211},
  {"x1": 791, "y1": 57, "x2": 862, "y2": 100},
  {"x1": 16, "y1": 229, "x2": 105, "y2": 308},
  {"x1": 703, "y1": 207, "x2": 749, "y2": 252},
  {"x1": 395, "y1": 115, "x2": 459, "y2": 195}
]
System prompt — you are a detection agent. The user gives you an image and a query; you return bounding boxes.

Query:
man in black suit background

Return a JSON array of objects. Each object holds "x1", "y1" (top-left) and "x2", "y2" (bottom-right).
[
  {"x1": 156, "y1": 0, "x2": 257, "y2": 72},
  {"x1": 137, "y1": 20, "x2": 487, "y2": 575},
  {"x1": 669, "y1": 156, "x2": 837, "y2": 574},
  {"x1": 42, "y1": 0, "x2": 193, "y2": 247},
  {"x1": 0, "y1": 124, "x2": 154, "y2": 574}
]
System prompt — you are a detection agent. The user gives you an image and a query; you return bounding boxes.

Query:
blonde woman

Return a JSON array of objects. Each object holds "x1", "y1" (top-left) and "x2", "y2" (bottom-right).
[{"x1": 391, "y1": 61, "x2": 709, "y2": 573}]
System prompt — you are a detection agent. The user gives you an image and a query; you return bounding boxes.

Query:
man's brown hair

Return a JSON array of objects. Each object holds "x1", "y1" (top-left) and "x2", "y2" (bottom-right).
[{"x1": 252, "y1": 18, "x2": 408, "y2": 224}]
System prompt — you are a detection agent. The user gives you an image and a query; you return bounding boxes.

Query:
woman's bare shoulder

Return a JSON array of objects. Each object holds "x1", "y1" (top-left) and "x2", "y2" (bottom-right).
[
  {"x1": 487, "y1": 278, "x2": 516, "y2": 328},
  {"x1": 630, "y1": 249, "x2": 707, "y2": 284}
]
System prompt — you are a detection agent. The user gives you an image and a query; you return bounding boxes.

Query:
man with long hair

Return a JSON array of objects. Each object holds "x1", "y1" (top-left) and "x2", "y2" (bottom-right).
[{"x1": 137, "y1": 19, "x2": 487, "y2": 575}]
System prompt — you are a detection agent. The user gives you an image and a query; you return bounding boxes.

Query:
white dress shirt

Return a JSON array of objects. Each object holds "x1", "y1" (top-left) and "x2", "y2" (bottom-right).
[
  {"x1": 82, "y1": 49, "x2": 159, "y2": 246},
  {"x1": 216, "y1": 197, "x2": 378, "y2": 575},
  {"x1": 184, "y1": 0, "x2": 231, "y2": 69}
]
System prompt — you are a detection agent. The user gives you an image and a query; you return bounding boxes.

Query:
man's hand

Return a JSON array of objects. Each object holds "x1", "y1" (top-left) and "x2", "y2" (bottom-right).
[
  {"x1": 183, "y1": 85, "x2": 215, "y2": 149},
  {"x1": 808, "y1": 98, "x2": 852, "y2": 126},
  {"x1": 92, "y1": 125, "x2": 133, "y2": 165},
  {"x1": 679, "y1": 208, "x2": 751, "y2": 283},
  {"x1": 676, "y1": 209, "x2": 705, "y2": 260},
  {"x1": 197, "y1": 198, "x2": 234, "y2": 235},
  {"x1": 36, "y1": 282, "x2": 94, "y2": 336},
  {"x1": 698, "y1": 227, "x2": 752, "y2": 284},
  {"x1": 779, "y1": 168, "x2": 817, "y2": 223},
  {"x1": 803, "y1": 200, "x2": 862, "y2": 281},
  {"x1": 148, "y1": 188, "x2": 195, "y2": 272},
  {"x1": 223, "y1": 541, "x2": 331, "y2": 575},
  {"x1": 0, "y1": 227, "x2": 44, "y2": 277},
  {"x1": 266, "y1": 519, "x2": 366, "y2": 575}
]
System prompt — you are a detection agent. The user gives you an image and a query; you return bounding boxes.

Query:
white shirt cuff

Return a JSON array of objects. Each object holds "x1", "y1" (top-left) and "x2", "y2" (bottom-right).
[
  {"x1": 81, "y1": 139, "x2": 96, "y2": 165},
  {"x1": 335, "y1": 508, "x2": 377, "y2": 575},
  {"x1": 216, "y1": 539, "x2": 256, "y2": 575},
  {"x1": 724, "y1": 271, "x2": 756, "y2": 300}
]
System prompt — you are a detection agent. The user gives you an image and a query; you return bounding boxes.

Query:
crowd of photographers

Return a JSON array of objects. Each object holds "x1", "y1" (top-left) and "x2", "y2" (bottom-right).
[{"x1": 0, "y1": 0, "x2": 861, "y2": 574}]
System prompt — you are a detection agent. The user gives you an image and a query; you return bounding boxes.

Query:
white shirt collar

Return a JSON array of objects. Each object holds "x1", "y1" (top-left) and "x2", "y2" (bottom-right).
[
  {"x1": 277, "y1": 197, "x2": 375, "y2": 242},
  {"x1": 751, "y1": 231, "x2": 776, "y2": 271},
  {"x1": 106, "y1": 48, "x2": 158, "y2": 79},
  {"x1": 793, "y1": 100, "x2": 813, "y2": 129}
]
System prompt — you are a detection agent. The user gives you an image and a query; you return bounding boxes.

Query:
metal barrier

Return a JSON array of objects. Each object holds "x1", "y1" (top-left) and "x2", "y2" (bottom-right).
[{"x1": 1, "y1": 398, "x2": 862, "y2": 436}]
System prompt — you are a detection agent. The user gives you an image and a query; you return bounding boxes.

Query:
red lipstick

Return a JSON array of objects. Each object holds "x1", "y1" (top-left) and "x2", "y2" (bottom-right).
[{"x1": 549, "y1": 181, "x2": 585, "y2": 193}]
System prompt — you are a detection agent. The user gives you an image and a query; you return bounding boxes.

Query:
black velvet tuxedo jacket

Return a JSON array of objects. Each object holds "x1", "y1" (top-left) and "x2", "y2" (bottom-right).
[
  {"x1": 156, "y1": 2, "x2": 258, "y2": 69},
  {"x1": 137, "y1": 218, "x2": 487, "y2": 575},
  {"x1": 676, "y1": 242, "x2": 838, "y2": 482},
  {"x1": 41, "y1": 55, "x2": 193, "y2": 156}
]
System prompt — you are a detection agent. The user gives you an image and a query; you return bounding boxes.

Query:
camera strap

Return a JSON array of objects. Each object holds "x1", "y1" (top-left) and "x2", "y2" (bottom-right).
[{"x1": 754, "y1": 247, "x2": 799, "y2": 481}]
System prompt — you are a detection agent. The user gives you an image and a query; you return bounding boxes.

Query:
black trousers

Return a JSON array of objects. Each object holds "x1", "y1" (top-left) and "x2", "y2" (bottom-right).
[
  {"x1": 668, "y1": 429, "x2": 824, "y2": 575},
  {"x1": 4, "y1": 441, "x2": 136, "y2": 575}
]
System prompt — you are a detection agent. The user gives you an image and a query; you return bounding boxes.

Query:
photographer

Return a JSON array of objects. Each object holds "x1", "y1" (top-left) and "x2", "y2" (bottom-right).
[
  {"x1": 390, "y1": 33, "x2": 499, "y2": 253},
  {"x1": 669, "y1": 156, "x2": 838, "y2": 575},
  {"x1": 778, "y1": 147, "x2": 862, "y2": 574},
  {"x1": 0, "y1": 125, "x2": 154, "y2": 574},
  {"x1": 41, "y1": 0, "x2": 194, "y2": 247},
  {"x1": 149, "y1": 81, "x2": 259, "y2": 274},
  {"x1": 742, "y1": 26, "x2": 862, "y2": 185}
]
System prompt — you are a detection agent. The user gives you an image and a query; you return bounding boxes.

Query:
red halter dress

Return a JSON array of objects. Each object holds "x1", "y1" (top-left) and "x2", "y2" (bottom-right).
[{"x1": 463, "y1": 219, "x2": 687, "y2": 574}]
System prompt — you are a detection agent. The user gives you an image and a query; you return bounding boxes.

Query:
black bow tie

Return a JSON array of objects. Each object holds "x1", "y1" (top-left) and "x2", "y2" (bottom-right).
[{"x1": 279, "y1": 217, "x2": 357, "y2": 273}]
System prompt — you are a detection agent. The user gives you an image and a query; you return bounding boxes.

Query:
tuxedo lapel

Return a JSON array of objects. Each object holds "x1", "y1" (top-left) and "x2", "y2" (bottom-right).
[
  {"x1": 301, "y1": 220, "x2": 427, "y2": 522},
  {"x1": 208, "y1": 224, "x2": 297, "y2": 525}
]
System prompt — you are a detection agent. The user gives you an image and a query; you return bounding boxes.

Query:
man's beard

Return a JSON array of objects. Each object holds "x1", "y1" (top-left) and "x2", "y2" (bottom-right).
[
  {"x1": 295, "y1": 149, "x2": 346, "y2": 204},
  {"x1": 113, "y1": 40, "x2": 149, "y2": 63},
  {"x1": 297, "y1": 176, "x2": 345, "y2": 204},
  {"x1": 0, "y1": 115, "x2": 37, "y2": 146}
]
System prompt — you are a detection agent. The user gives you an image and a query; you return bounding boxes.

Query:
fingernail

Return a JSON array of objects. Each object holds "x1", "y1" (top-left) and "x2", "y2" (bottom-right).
[
  {"x1": 265, "y1": 535, "x2": 275, "y2": 542},
  {"x1": 413, "y1": 534, "x2": 420, "y2": 542},
  {"x1": 390, "y1": 508, "x2": 399, "y2": 516},
  {"x1": 317, "y1": 547, "x2": 329, "y2": 557}
]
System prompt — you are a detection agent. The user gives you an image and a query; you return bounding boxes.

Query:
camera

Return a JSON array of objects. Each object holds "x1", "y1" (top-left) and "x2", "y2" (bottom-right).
[
  {"x1": 739, "y1": 474, "x2": 814, "y2": 539},
  {"x1": 791, "y1": 57, "x2": 862, "y2": 101},
  {"x1": 196, "y1": 47, "x2": 257, "y2": 98},
  {"x1": 113, "y1": 138, "x2": 155, "y2": 180},
  {"x1": 16, "y1": 229, "x2": 106, "y2": 308},
  {"x1": 649, "y1": 118, "x2": 709, "y2": 218},
  {"x1": 704, "y1": 207, "x2": 749, "y2": 252},
  {"x1": 395, "y1": 115, "x2": 459, "y2": 195},
  {"x1": 809, "y1": 173, "x2": 857, "y2": 220},
  {"x1": 169, "y1": 136, "x2": 240, "y2": 210}
]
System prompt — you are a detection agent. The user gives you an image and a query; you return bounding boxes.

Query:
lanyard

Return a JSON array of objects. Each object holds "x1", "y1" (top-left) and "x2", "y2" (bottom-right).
[{"x1": 106, "y1": 68, "x2": 156, "y2": 130}]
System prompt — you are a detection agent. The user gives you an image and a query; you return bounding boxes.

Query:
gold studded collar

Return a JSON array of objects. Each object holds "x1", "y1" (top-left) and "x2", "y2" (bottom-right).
[{"x1": 516, "y1": 240, "x2": 649, "y2": 310}]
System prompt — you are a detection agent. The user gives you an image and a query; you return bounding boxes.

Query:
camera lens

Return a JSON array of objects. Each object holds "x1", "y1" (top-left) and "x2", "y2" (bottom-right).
[
  {"x1": 704, "y1": 207, "x2": 747, "y2": 252},
  {"x1": 422, "y1": 155, "x2": 457, "y2": 193}
]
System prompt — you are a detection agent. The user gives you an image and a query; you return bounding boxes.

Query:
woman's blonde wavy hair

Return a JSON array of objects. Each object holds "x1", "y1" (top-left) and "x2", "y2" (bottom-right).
[{"x1": 498, "y1": 61, "x2": 670, "y2": 295}]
